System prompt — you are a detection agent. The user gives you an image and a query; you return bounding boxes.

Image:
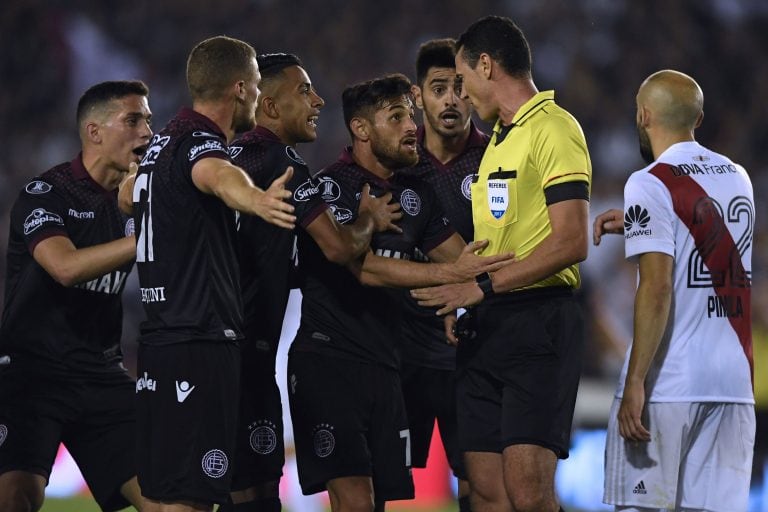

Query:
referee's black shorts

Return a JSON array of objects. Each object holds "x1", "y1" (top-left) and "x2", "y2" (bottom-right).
[{"x1": 456, "y1": 287, "x2": 583, "y2": 459}]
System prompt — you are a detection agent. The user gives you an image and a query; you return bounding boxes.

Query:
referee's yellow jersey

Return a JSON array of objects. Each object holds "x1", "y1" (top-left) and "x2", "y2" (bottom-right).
[{"x1": 471, "y1": 90, "x2": 591, "y2": 289}]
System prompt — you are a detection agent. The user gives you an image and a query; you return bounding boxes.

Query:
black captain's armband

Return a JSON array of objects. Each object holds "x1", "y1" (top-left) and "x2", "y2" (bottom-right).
[{"x1": 544, "y1": 181, "x2": 589, "y2": 205}]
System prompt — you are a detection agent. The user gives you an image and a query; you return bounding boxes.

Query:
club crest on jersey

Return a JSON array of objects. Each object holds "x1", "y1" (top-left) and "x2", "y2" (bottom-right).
[
  {"x1": 228, "y1": 146, "x2": 243, "y2": 159},
  {"x1": 141, "y1": 134, "x2": 170, "y2": 167},
  {"x1": 125, "y1": 218, "x2": 135, "y2": 236},
  {"x1": 624, "y1": 205, "x2": 652, "y2": 239},
  {"x1": 249, "y1": 420, "x2": 278, "y2": 455},
  {"x1": 461, "y1": 175, "x2": 473, "y2": 200},
  {"x1": 189, "y1": 139, "x2": 226, "y2": 161},
  {"x1": 285, "y1": 146, "x2": 307, "y2": 166},
  {"x1": 201, "y1": 449, "x2": 229, "y2": 478},
  {"x1": 400, "y1": 188, "x2": 421, "y2": 216},
  {"x1": 23, "y1": 208, "x2": 63, "y2": 235},
  {"x1": 313, "y1": 424, "x2": 336, "y2": 458},
  {"x1": 487, "y1": 179, "x2": 508, "y2": 219},
  {"x1": 25, "y1": 181, "x2": 52, "y2": 195}
]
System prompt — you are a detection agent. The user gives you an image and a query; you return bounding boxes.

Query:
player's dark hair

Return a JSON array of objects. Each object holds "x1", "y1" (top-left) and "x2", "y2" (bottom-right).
[
  {"x1": 76, "y1": 80, "x2": 149, "y2": 128},
  {"x1": 416, "y1": 38, "x2": 457, "y2": 86},
  {"x1": 186, "y1": 35, "x2": 257, "y2": 101},
  {"x1": 257, "y1": 53, "x2": 303, "y2": 82},
  {"x1": 342, "y1": 73, "x2": 412, "y2": 138},
  {"x1": 456, "y1": 15, "x2": 531, "y2": 78}
]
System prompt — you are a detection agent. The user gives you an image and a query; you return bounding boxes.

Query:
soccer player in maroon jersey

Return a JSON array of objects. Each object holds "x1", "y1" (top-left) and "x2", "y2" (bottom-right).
[
  {"x1": 399, "y1": 38, "x2": 490, "y2": 512},
  {"x1": 0, "y1": 80, "x2": 151, "y2": 512}
]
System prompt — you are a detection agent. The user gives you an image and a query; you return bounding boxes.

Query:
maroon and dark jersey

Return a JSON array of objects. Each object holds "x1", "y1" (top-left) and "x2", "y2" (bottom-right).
[
  {"x1": 0, "y1": 154, "x2": 133, "y2": 379},
  {"x1": 230, "y1": 126, "x2": 328, "y2": 354},
  {"x1": 133, "y1": 108, "x2": 243, "y2": 345},
  {"x1": 291, "y1": 147, "x2": 454, "y2": 369},
  {"x1": 399, "y1": 123, "x2": 490, "y2": 370}
]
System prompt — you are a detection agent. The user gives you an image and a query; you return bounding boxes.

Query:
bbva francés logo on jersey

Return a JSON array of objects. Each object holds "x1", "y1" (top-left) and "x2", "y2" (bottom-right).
[{"x1": 624, "y1": 205, "x2": 652, "y2": 239}]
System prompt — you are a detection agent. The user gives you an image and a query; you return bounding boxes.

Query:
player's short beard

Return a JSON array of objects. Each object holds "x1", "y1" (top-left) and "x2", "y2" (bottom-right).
[
  {"x1": 371, "y1": 137, "x2": 418, "y2": 169},
  {"x1": 637, "y1": 123, "x2": 654, "y2": 165}
]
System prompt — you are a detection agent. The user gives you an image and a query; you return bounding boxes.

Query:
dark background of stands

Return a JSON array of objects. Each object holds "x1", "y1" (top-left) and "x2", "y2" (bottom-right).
[{"x1": 1, "y1": 0, "x2": 767, "y2": 493}]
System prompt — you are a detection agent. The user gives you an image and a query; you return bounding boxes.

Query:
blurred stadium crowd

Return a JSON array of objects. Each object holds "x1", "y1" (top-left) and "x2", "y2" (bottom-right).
[{"x1": 1, "y1": 0, "x2": 767, "y2": 497}]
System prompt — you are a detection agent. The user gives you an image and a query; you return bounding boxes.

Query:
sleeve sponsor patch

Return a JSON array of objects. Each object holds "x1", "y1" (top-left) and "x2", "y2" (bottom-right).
[
  {"x1": 293, "y1": 176, "x2": 340, "y2": 202},
  {"x1": 23, "y1": 208, "x2": 64, "y2": 235},
  {"x1": 25, "y1": 181, "x2": 52, "y2": 195},
  {"x1": 188, "y1": 139, "x2": 226, "y2": 161}
]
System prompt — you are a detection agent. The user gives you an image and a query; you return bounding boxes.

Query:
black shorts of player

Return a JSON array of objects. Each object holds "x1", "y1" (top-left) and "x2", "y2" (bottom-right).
[
  {"x1": 456, "y1": 287, "x2": 583, "y2": 459},
  {"x1": 287, "y1": 348, "x2": 414, "y2": 502},
  {"x1": 400, "y1": 363, "x2": 465, "y2": 480},
  {"x1": 0, "y1": 363, "x2": 136, "y2": 512},
  {"x1": 136, "y1": 340, "x2": 240, "y2": 505},
  {"x1": 229, "y1": 336, "x2": 285, "y2": 491}
]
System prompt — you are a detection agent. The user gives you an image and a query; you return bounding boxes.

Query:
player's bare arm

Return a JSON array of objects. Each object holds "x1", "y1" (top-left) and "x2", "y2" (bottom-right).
[
  {"x1": 592, "y1": 207, "x2": 624, "y2": 246},
  {"x1": 33, "y1": 235, "x2": 136, "y2": 287},
  {"x1": 191, "y1": 157, "x2": 296, "y2": 229},
  {"x1": 117, "y1": 162, "x2": 139, "y2": 215},
  {"x1": 618, "y1": 251, "x2": 673, "y2": 442},
  {"x1": 412, "y1": 198, "x2": 587, "y2": 314}
]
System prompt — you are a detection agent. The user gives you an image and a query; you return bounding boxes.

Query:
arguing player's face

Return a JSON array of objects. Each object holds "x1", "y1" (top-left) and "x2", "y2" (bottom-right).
[
  {"x1": 98, "y1": 94, "x2": 152, "y2": 173},
  {"x1": 369, "y1": 95, "x2": 418, "y2": 169},
  {"x1": 418, "y1": 67, "x2": 472, "y2": 139},
  {"x1": 234, "y1": 58, "x2": 261, "y2": 133},
  {"x1": 275, "y1": 66, "x2": 324, "y2": 145},
  {"x1": 455, "y1": 49, "x2": 495, "y2": 122}
]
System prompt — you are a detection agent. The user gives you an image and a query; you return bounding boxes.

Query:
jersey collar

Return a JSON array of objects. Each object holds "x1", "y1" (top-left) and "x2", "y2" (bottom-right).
[
  {"x1": 70, "y1": 152, "x2": 115, "y2": 196},
  {"x1": 494, "y1": 90, "x2": 556, "y2": 135},
  {"x1": 178, "y1": 107, "x2": 227, "y2": 139}
]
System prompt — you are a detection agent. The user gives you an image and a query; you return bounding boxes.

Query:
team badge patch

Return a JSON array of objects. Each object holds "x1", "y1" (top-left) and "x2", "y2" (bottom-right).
[
  {"x1": 0, "y1": 424, "x2": 7, "y2": 447},
  {"x1": 25, "y1": 181, "x2": 52, "y2": 195},
  {"x1": 249, "y1": 420, "x2": 278, "y2": 455},
  {"x1": 461, "y1": 175, "x2": 473, "y2": 200},
  {"x1": 201, "y1": 449, "x2": 229, "y2": 478},
  {"x1": 313, "y1": 424, "x2": 336, "y2": 458},
  {"x1": 125, "y1": 218, "x2": 135, "y2": 237},
  {"x1": 487, "y1": 179, "x2": 508, "y2": 219},
  {"x1": 400, "y1": 188, "x2": 421, "y2": 216}
]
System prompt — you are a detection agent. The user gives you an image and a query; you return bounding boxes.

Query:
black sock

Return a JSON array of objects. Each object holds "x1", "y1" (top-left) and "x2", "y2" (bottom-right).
[{"x1": 458, "y1": 495, "x2": 472, "y2": 512}]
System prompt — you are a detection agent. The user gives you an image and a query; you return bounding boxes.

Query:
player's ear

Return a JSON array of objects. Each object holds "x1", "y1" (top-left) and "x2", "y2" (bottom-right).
[
  {"x1": 84, "y1": 120, "x2": 101, "y2": 145},
  {"x1": 350, "y1": 117, "x2": 369, "y2": 142},
  {"x1": 234, "y1": 80, "x2": 247, "y2": 101},
  {"x1": 259, "y1": 96, "x2": 279, "y2": 120},
  {"x1": 411, "y1": 84, "x2": 424, "y2": 110}
]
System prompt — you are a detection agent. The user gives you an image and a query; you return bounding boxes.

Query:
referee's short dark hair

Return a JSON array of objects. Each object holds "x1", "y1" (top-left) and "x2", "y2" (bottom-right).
[
  {"x1": 416, "y1": 38, "x2": 457, "y2": 86},
  {"x1": 76, "y1": 80, "x2": 149, "y2": 129},
  {"x1": 456, "y1": 15, "x2": 531, "y2": 79},
  {"x1": 342, "y1": 73, "x2": 412, "y2": 138}
]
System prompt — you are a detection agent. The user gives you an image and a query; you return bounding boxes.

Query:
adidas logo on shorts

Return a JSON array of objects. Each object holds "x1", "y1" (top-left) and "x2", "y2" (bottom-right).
[{"x1": 633, "y1": 480, "x2": 648, "y2": 495}]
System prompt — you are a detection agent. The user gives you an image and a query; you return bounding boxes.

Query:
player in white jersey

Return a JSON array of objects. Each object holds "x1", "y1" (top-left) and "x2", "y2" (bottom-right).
[{"x1": 593, "y1": 70, "x2": 755, "y2": 512}]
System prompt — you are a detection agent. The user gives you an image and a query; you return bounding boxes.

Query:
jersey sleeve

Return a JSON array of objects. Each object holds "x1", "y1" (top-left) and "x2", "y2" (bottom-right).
[
  {"x1": 417, "y1": 183, "x2": 455, "y2": 253},
  {"x1": 178, "y1": 131, "x2": 231, "y2": 182},
  {"x1": 11, "y1": 180, "x2": 68, "y2": 254},
  {"x1": 623, "y1": 171, "x2": 675, "y2": 260},
  {"x1": 533, "y1": 115, "x2": 591, "y2": 189},
  {"x1": 289, "y1": 165, "x2": 330, "y2": 228}
]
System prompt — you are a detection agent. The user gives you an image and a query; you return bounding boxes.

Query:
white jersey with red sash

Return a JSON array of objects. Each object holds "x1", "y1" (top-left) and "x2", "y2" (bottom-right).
[{"x1": 618, "y1": 141, "x2": 754, "y2": 404}]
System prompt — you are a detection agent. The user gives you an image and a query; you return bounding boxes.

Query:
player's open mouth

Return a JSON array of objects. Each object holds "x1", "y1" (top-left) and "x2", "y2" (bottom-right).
[
  {"x1": 308, "y1": 115, "x2": 319, "y2": 128},
  {"x1": 440, "y1": 110, "x2": 460, "y2": 126},
  {"x1": 132, "y1": 145, "x2": 148, "y2": 157},
  {"x1": 401, "y1": 137, "x2": 417, "y2": 151}
]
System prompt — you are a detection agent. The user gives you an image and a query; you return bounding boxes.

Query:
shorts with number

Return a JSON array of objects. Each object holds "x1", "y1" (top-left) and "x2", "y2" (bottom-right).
[
  {"x1": 456, "y1": 288, "x2": 583, "y2": 458},
  {"x1": 400, "y1": 363, "x2": 465, "y2": 479},
  {"x1": 136, "y1": 340, "x2": 240, "y2": 505},
  {"x1": 287, "y1": 349, "x2": 414, "y2": 501},
  {"x1": 230, "y1": 337, "x2": 285, "y2": 490},
  {"x1": 0, "y1": 363, "x2": 136, "y2": 512},
  {"x1": 603, "y1": 400, "x2": 755, "y2": 512}
]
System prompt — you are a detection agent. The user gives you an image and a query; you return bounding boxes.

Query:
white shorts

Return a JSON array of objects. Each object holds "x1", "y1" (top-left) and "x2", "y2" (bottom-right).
[{"x1": 603, "y1": 399, "x2": 754, "y2": 512}]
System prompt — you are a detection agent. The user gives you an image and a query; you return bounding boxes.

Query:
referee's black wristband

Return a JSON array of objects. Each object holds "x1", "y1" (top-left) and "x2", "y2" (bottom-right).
[{"x1": 475, "y1": 272, "x2": 494, "y2": 298}]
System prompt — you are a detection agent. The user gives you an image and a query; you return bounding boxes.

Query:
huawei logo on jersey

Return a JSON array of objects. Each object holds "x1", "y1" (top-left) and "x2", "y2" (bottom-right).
[{"x1": 624, "y1": 205, "x2": 652, "y2": 239}]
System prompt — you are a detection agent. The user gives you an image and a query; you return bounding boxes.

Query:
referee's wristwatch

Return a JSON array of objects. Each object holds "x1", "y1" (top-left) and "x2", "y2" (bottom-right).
[{"x1": 475, "y1": 272, "x2": 494, "y2": 299}]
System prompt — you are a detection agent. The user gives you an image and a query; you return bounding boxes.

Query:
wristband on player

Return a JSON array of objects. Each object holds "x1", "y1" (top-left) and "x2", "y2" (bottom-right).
[{"x1": 475, "y1": 272, "x2": 494, "y2": 298}]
